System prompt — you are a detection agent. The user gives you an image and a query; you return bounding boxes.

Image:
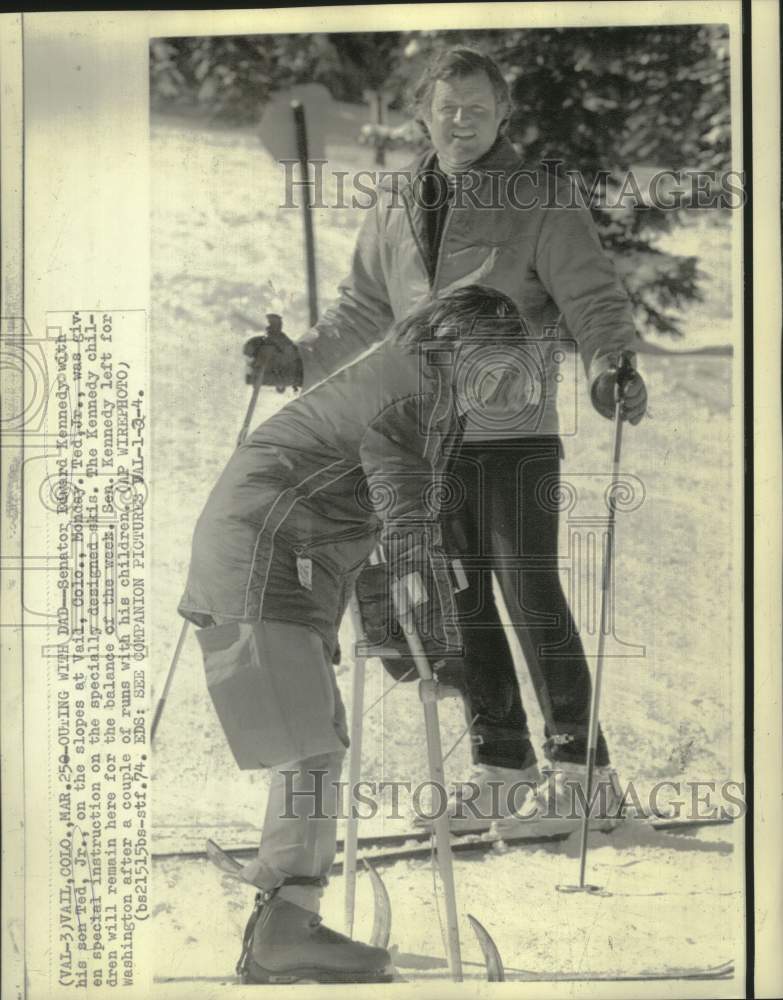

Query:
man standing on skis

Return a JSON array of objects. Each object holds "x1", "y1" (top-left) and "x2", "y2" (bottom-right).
[{"x1": 248, "y1": 46, "x2": 648, "y2": 830}]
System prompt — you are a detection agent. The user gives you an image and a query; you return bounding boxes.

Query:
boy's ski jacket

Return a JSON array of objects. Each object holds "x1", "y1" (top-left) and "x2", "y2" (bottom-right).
[
  {"x1": 179, "y1": 337, "x2": 462, "y2": 651},
  {"x1": 298, "y1": 139, "x2": 637, "y2": 439}
]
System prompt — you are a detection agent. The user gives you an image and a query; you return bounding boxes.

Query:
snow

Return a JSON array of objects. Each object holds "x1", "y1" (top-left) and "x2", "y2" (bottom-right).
[
  {"x1": 152, "y1": 821, "x2": 738, "y2": 986},
  {"x1": 149, "y1": 103, "x2": 743, "y2": 988}
]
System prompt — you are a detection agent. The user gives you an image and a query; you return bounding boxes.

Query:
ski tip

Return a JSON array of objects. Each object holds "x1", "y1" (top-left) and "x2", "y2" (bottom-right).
[
  {"x1": 700, "y1": 961, "x2": 734, "y2": 979},
  {"x1": 363, "y1": 858, "x2": 392, "y2": 950},
  {"x1": 467, "y1": 913, "x2": 505, "y2": 982},
  {"x1": 206, "y1": 838, "x2": 243, "y2": 877}
]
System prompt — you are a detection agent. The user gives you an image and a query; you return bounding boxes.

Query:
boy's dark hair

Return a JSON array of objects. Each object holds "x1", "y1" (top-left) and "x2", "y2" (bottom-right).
[
  {"x1": 394, "y1": 284, "x2": 525, "y2": 351},
  {"x1": 411, "y1": 46, "x2": 512, "y2": 134}
]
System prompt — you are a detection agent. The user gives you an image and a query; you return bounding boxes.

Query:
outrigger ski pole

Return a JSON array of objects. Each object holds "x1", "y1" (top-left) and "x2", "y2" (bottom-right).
[
  {"x1": 339, "y1": 547, "x2": 503, "y2": 980},
  {"x1": 390, "y1": 573, "x2": 504, "y2": 982},
  {"x1": 150, "y1": 319, "x2": 277, "y2": 745},
  {"x1": 392, "y1": 576, "x2": 463, "y2": 980},
  {"x1": 558, "y1": 353, "x2": 635, "y2": 895}
]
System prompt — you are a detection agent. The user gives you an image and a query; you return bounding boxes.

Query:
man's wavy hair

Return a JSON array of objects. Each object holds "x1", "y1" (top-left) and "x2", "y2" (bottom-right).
[
  {"x1": 393, "y1": 285, "x2": 525, "y2": 352},
  {"x1": 411, "y1": 46, "x2": 512, "y2": 138}
]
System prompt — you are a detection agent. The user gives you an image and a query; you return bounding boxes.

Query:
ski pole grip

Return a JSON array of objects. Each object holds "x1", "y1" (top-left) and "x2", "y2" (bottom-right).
[
  {"x1": 266, "y1": 313, "x2": 283, "y2": 337},
  {"x1": 242, "y1": 314, "x2": 285, "y2": 385},
  {"x1": 614, "y1": 351, "x2": 636, "y2": 401}
]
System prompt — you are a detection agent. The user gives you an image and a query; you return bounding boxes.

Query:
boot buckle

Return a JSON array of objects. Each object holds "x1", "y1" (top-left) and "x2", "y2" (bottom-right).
[{"x1": 236, "y1": 890, "x2": 274, "y2": 978}]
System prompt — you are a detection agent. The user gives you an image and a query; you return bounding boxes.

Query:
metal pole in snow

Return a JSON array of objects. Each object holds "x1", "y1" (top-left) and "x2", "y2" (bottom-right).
[{"x1": 291, "y1": 100, "x2": 319, "y2": 326}]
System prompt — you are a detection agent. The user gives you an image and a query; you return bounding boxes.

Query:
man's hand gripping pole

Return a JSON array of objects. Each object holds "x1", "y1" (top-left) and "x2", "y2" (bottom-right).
[{"x1": 237, "y1": 313, "x2": 279, "y2": 446}]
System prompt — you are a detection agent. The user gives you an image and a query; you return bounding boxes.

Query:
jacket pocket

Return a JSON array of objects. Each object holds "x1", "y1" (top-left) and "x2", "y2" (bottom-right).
[
  {"x1": 293, "y1": 524, "x2": 379, "y2": 579},
  {"x1": 196, "y1": 620, "x2": 347, "y2": 770}
]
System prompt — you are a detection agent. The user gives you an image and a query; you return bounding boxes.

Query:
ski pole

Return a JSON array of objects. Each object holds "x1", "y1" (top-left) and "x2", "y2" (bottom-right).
[
  {"x1": 150, "y1": 617, "x2": 190, "y2": 744},
  {"x1": 392, "y1": 575, "x2": 463, "y2": 982},
  {"x1": 237, "y1": 376, "x2": 263, "y2": 447},
  {"x1": 343, "y1": 547, "x2": 388, "y2": 935},
  {"x1": 291, "y1": 100, "x2": 319, "y2": 326},
  {"x1": 343, "y1": 593, "x2": 368, "y2": 937},
  {"x1": 150, "y1": 355, "x2": 270, "y2": 746},
  {"x1": 559, "y1": 353, "x2": 635, "y2": 894}
]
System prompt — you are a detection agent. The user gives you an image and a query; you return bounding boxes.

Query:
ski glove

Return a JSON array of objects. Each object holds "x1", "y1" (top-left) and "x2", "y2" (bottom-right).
[
  {"x1": 243, "y1": 325, "x2": 303, "y2": 392},
  {"x1": 355, "y1": 560, "x2": 465, "y2": 684},
  {"x1": 590, "y1": 353, "x2": 647, "y2": 424},
  {"x1": 383, "y1": 527, "x2": 463, "y2": 664}
]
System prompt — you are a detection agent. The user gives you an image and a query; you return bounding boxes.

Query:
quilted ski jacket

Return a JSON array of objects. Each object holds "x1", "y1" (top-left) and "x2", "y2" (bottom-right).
[
  {"x1": 298, "y1": 139, "x2": 637, "y2": 438},
  {"x1": 179, "y1": 336, "x2": 463, "y2": 650}
]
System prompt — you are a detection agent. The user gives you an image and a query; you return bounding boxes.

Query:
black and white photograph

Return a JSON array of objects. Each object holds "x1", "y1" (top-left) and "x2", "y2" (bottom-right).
[
  {"x1": 149, "y1": 12, "x2": 745, "y2": 989},
  {"x1": 0, "y1": 4, "x2": 780, "y2": 999}
]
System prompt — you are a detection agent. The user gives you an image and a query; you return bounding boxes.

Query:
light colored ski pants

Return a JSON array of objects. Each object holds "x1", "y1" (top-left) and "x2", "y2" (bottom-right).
[{"x1": 201, "y1": 618, "x2": 349, "y2": 894}]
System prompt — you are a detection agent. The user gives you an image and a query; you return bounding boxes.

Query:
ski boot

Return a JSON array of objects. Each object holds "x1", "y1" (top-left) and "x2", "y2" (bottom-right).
[
  {"x1": 415, "y1": 763, "x2": 542, "y2": 834},
  {"x1": 236, "y1": 878, "x2": 394, "y2": 984},
  {"x1": 529, "y1": 764, "x2": 626, "y2": 833}
]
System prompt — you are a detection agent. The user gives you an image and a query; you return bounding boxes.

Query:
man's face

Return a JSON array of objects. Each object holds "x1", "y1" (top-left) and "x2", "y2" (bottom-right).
[{"x1": 424, "y1": 71, "x2": 507, "y2": 169}]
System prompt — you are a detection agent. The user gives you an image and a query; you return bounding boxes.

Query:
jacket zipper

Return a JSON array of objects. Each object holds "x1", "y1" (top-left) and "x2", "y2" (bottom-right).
[
  {"x1": 401, "y1": 189, "x2": 431, "y2": 286},
  {"x1": 293, "y1": 525, "x2": 379, "y2": 576},
  {"x1": 432, "y1": 202, "x2": 455, "y2": 293},
  {"x1": 294, "y1": 523, "x2": 378, "y2": 552}
]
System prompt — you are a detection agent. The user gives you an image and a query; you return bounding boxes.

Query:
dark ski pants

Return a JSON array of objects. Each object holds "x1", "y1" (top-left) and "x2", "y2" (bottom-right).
[{"x1": 446, "y1": 435, "x2": 610, "y2": 771}]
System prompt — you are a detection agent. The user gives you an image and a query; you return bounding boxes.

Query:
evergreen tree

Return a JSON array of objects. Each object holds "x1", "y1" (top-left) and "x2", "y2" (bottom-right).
[{"x1": 150, "y1": 25, "x2": 733, "y2": 338}]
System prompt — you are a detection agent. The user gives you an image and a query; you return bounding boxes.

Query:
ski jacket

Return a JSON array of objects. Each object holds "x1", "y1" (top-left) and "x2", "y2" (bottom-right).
[
  {"x1": 179, "y1": 337, "x2": 462, "y2": 651},
  {"x1": 298, "y1": 139, "x2": 637, "y2": 439}
]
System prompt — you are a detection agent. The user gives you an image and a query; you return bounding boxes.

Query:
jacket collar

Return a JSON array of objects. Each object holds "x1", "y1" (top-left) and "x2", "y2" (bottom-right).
[{"x1": 384, "y1": 136, "x2": 522, "y2": 278}]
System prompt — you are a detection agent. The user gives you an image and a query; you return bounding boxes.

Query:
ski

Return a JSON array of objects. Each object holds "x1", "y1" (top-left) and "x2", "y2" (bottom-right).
[
  {"x1": 152, "y1": 961, "x2": 733, "y2": 986},
  {"x1": 512, "y1": 960, "x2": 734, "y2": 982},
  {"x1": 330, "y1": 827, "x2": 571, "y2": 873},
  {"x1": 152, "y1": 814, "x2": 733, "y2": 862},
  {"x1": 153, "y1": 825, "x2": 567, "y2": 862},
  {"x1": 331, "y1": 814, "x2": 733, "y2": 873}
]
